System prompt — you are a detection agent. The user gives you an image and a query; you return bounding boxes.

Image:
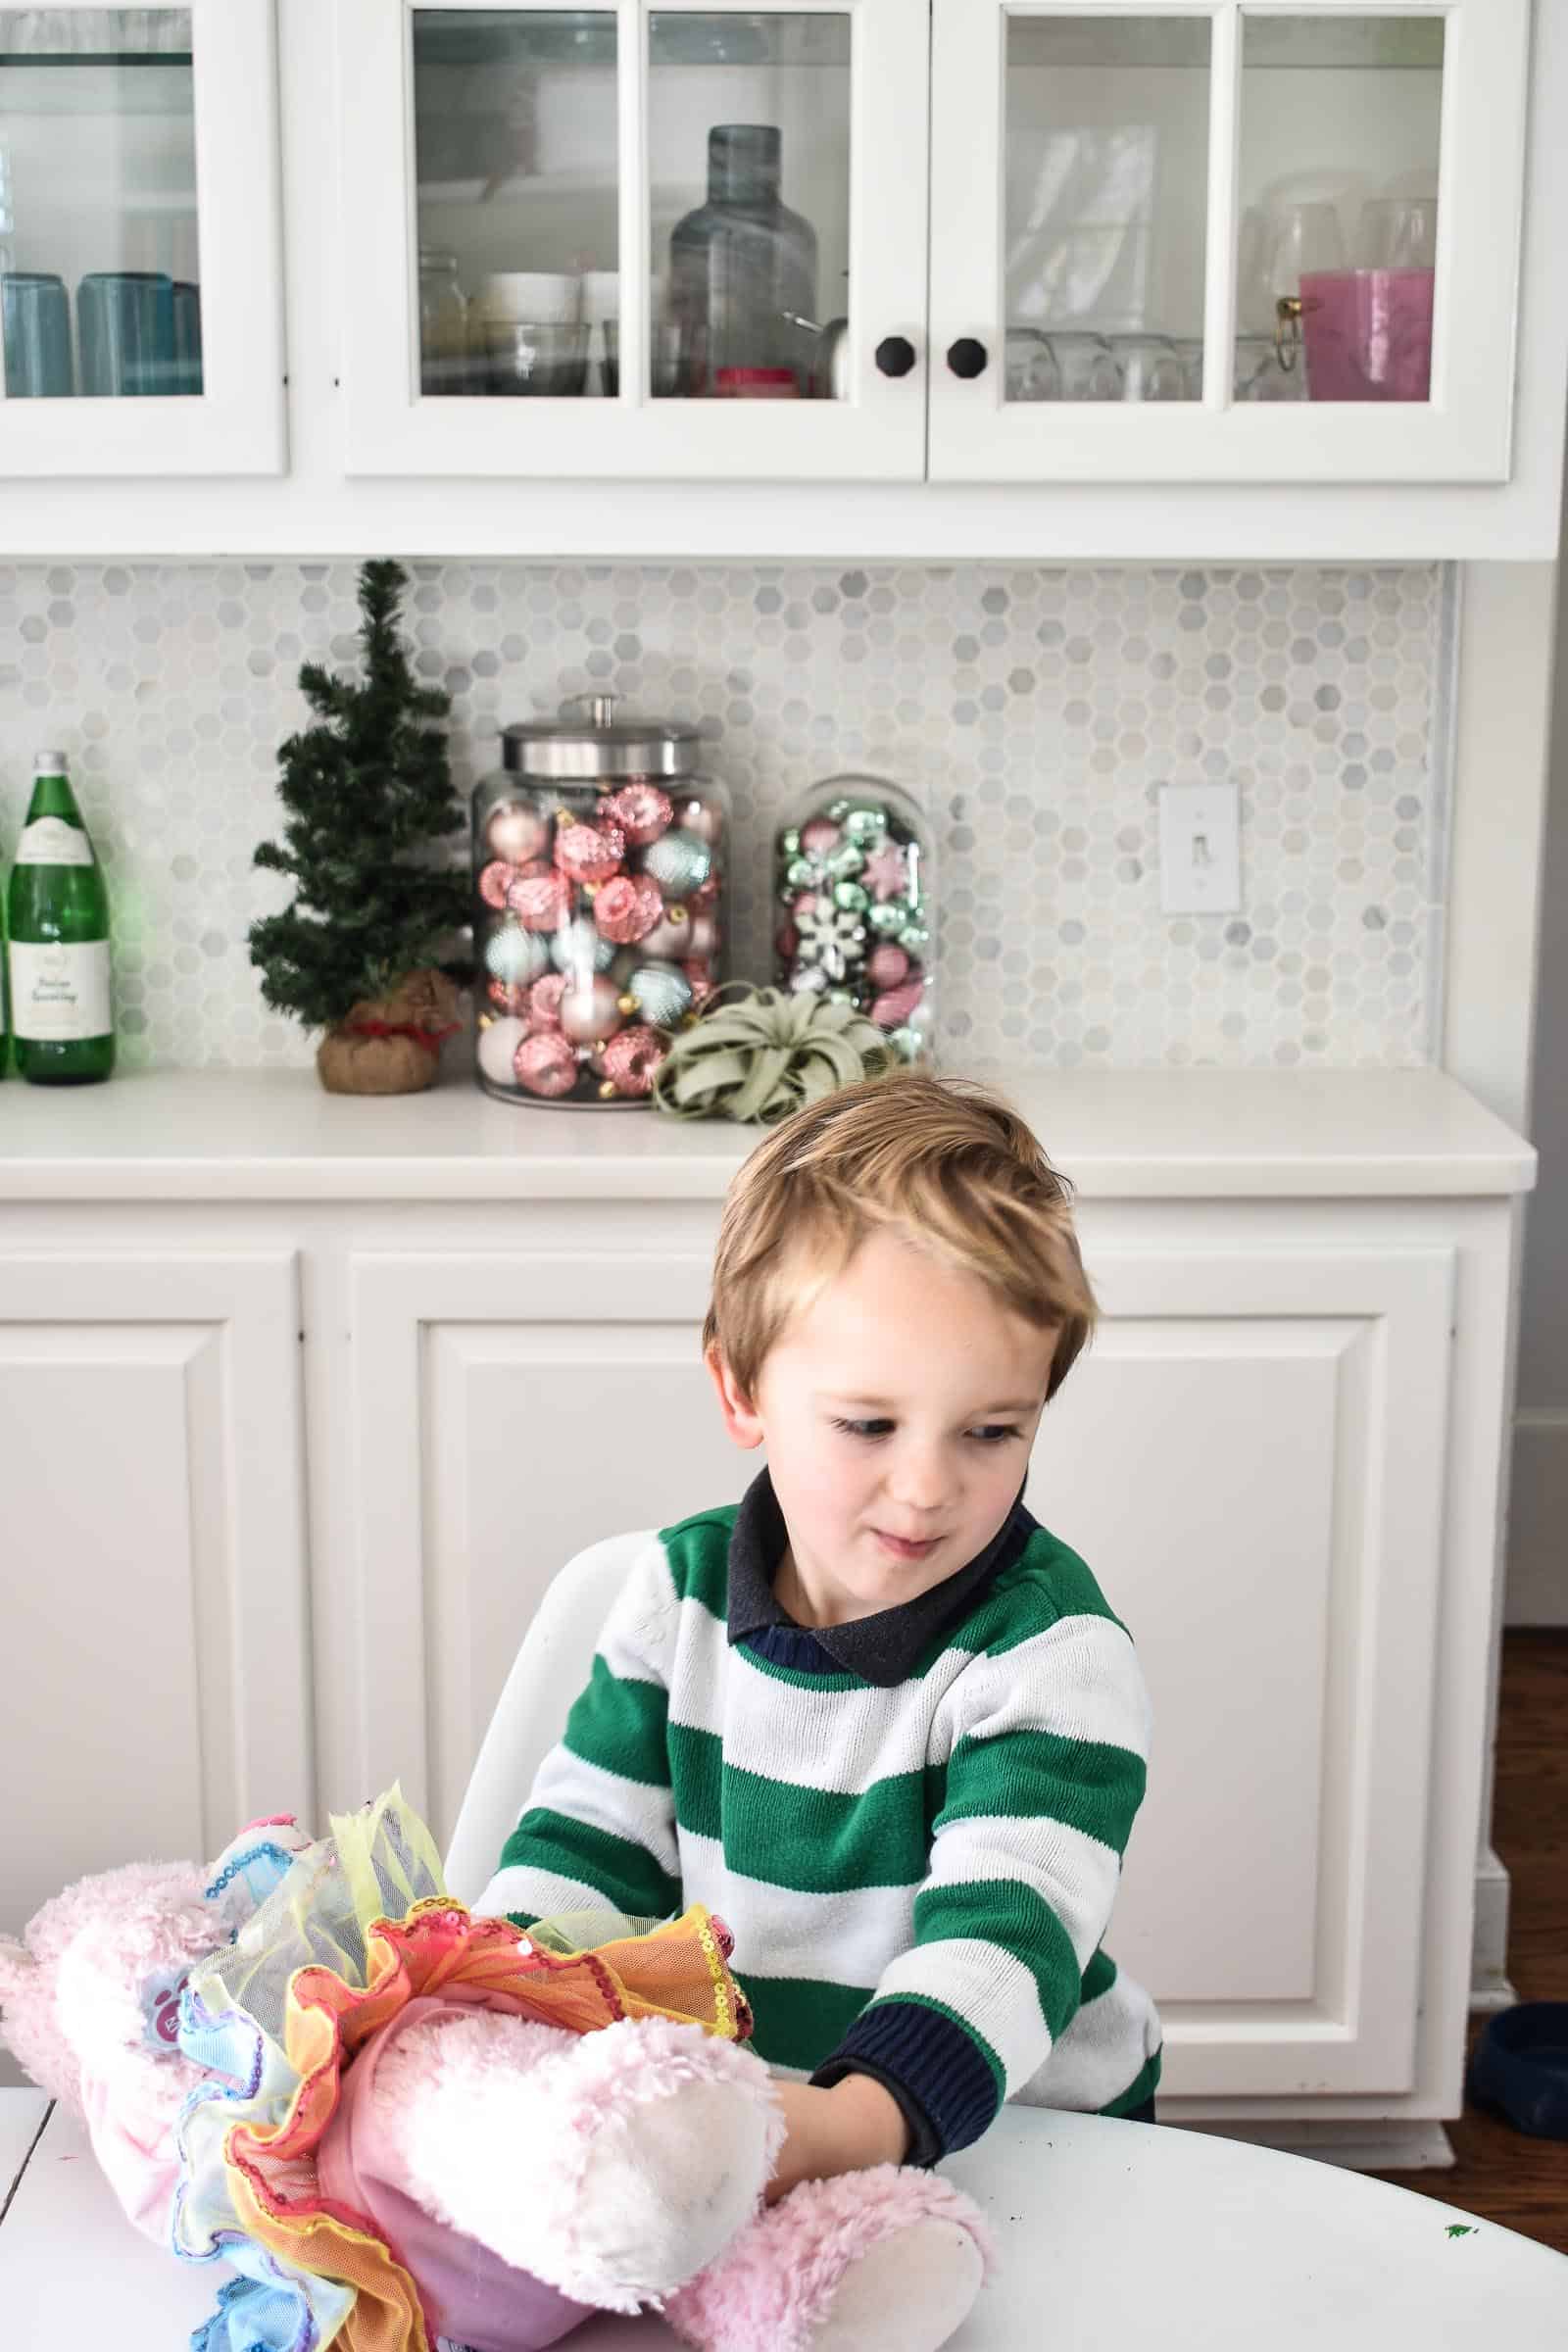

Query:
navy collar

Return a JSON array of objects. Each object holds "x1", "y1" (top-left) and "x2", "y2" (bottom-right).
[{"x1": 725, "y1": 1466, "x2": 1034, "y2": 1687}]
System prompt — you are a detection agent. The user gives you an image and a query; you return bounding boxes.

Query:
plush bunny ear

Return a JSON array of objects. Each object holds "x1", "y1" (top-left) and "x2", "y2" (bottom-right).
[{"x1": 0, "y1": 1931, "x2": 83, "y2": 2111}]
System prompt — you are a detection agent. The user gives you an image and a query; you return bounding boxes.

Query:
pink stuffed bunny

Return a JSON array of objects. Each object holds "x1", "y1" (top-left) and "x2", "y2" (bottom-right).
[{"x1": 0, "y1": 1799, "x2": 991, "y2": 2352}]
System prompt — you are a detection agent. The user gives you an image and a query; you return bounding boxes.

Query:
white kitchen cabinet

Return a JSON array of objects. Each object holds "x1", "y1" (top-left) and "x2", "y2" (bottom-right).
[
  {"x1": 0, "y1": 1065, "x2": 1537, "y2": 2155},
  {"x1": 929, "y1": 0, "x2": 1529, "y2": 486},
  {"x1": 0, "y1": 0, "x2": 286, "y2": 476},
  {"x1": 0, "y1": 1247, "x2": 312, "y2": 1976},
  {"x1": 335, "y1": 0, "x2": 929, "y2": 479}
]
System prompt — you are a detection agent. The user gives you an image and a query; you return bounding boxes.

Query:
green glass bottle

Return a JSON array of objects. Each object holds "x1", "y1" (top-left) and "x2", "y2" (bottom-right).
[{"x1": 7, "y1": 750, "x2": 115, "y2": 1086}]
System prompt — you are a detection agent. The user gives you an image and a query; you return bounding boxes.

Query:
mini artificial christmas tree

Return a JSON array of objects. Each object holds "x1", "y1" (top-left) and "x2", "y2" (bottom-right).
[{"x1": 249, "y1": 559, "x2": 473, "y2": 1094}]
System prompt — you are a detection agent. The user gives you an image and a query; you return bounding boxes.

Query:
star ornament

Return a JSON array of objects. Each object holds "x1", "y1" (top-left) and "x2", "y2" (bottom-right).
[{"x1": 864, "y1": 840, "x2": 909, "y2": 902}]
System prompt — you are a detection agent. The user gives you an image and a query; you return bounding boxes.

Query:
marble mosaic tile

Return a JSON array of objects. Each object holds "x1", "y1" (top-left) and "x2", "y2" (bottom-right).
[{"x1": 0, "y1": 560, "x2": 1453, "y2": 1073}]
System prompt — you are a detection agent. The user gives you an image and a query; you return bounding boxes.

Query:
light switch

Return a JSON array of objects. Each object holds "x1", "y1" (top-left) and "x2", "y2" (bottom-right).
[{"x1": 1158, "y1": 782, "x2": 1242, "y2": 915}]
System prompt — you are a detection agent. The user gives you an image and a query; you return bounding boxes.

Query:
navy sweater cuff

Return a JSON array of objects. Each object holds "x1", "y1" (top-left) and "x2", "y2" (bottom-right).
[{"x1": 810, "y1": 1998, "x2": 1002, "y2": 2161}]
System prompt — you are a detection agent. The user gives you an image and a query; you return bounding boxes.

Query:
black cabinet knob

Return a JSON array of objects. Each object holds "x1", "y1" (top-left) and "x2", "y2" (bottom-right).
[
  {"x1": 946, "y1": 337, "x2": 989, "y2": 380},
  {"x1": 874, "y1": 334, "x2": 916, "y2": 379}
]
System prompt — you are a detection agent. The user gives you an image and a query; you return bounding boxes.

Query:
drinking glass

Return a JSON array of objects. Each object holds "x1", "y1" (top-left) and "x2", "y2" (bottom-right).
[{"x1": 1355, "y1": 196, "x2": 1438, "y2": 270}]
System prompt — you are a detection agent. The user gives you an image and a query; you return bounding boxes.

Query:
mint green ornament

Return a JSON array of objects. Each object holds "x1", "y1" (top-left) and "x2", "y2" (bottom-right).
[
  {"x1": 780, "y1": 827, "x2": 802, "y2": 858},
  {"x1": 484, "y1": 923, "x2": 549, "y2": 985},
  {"x1": 868, "y1": 903, "x2": 906, "y2": 937},
  {"x1": 623, "y1": 959, "x2": 693, "y2": 1027},
  {"x1": 643, "y1": 826, "x2": 712, "y2": 897},
  {"x1": 825, "y1": 841, "x2": 865, "y2": 881},
  {"x1": 833, "y1": 881, "x2": 870, "y2": 913},
  {"x1": 786, "y1": 856, "x2": 816, "y2": 892},
  {"x1": 897, "y1": 922, "x2": 930, "y2": 954},
  {"x1": 843, "y1": 804, "x2": 889, "y2": 843}
]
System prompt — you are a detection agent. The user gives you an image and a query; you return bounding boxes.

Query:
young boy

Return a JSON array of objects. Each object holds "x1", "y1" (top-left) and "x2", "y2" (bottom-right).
[{"x1": 478, "y1": 1072, "x2": 1159, "y2": 2205}]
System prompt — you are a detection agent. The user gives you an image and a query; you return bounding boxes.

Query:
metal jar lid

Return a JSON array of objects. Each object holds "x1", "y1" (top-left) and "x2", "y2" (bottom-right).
[{"x1": 501, "y1": 693, "x2": 703, "y2": 782}]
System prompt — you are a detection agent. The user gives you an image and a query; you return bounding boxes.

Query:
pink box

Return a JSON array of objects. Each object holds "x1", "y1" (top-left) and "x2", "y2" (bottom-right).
[{"x1": 1298, "y1": 268, "x2": 1435, "y2": 402}]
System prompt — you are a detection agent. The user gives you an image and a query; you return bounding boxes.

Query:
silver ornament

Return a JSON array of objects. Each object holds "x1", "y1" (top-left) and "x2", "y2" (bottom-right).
[
  {"x1": 484, "y1": 924, "x2": 550, "y2": 985},
  {"x1": 623, "y1": 959, "x2": 693, "y2": 1027},
  {"x1": 550, "y1": 918, "x2": 616, "y2": 977},
  {"x1": 890, "y1": 1025, "x2": 925, "y2": 1062},
  {"x1": 642, "y1": 827, "x2": 712, "y2": 897},
  {"x1": 790, "y1": 963, "x2": 829, "y2": 995}
]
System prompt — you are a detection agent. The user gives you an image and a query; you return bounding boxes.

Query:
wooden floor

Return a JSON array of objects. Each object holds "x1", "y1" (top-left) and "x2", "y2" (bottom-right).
[{"x1": 1370, "y1": 1629, "x2": 1568, "y2": 2253}]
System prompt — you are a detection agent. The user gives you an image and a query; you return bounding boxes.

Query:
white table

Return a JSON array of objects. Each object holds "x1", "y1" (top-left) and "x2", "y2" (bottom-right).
[{"x1": 2, "y1": 2092, "x2": 1564, "y2": 2347}]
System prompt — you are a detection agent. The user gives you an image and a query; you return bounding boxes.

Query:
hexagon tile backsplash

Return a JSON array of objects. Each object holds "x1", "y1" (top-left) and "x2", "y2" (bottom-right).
[{"x1": 0, "y1": 560, "x2": 1454, "y2": 1074}]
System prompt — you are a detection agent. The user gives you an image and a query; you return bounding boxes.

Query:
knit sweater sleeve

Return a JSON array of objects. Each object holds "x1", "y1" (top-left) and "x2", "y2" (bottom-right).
[
  {"x1": 812, "y1": 1606, "x2": 1152, "y2": 2159},
  {"x1": 472, "y1": 1534, "x2": 683, "y2": 1927}
]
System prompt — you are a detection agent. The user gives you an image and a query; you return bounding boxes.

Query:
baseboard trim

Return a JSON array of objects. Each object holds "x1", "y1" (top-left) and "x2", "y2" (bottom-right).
[
  {"x1": 1471, "y1": 1843, "x2": 1514, "y2": 2011},
  {"x1": 1174, "y1": 2119, "x2": 1456, "y2": 2173}
]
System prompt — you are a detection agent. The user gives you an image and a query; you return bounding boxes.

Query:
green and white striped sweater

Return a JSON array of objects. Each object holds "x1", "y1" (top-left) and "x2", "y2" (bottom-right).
[{"x1": 477, "y1": 1488, "x2": 1160, "y2": 2157}]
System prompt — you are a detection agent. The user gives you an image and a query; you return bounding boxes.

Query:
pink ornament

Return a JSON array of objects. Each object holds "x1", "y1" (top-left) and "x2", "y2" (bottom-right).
[
  {"x1": 866, "y1": 943, "x2": 911, "y2": 989},
  {"x1": 554, "y1": 814, "x2": 626, "y2": 886},
  {"x1": 560, "y1": 974, "x2": 624, "y2": 1045},
  {"x1": 477, "y1": 859, "x2": 517, "y2": 911},
  {"x1": 678, "y1": 797, "x2": 726, "y2": 847},
  {"x1": 513, "y1": 1030, "x2": 579, "y2": 1098},
  {"x1": 776, "y1": 921, "x2": 800, "y2": 960},
  {"x1": 801, "y1": 816, "x2": 841, "y2": 858},
  {"x1": 593, "y1": 871, "x2": 664, "y2": 946},
  {"x1": 485, "y1": 802, "x2": 549, "y2": 864},
  {"x1": 688, "y1": 872, "x2": 721, "y2": 910},
  {"x1": 487, "y1": 978, "x2": 529, "y2": 1015},
  {"x1": 640, "y1": 906, "x2": 693, "y2": 959},
  {"x1": 793, "y1": 892, "x2": 820, "y2": 920},
  {"x1": 600, "y1": 1024, "x2": 666, "y2": 1097},
  {"x1": 685, "y1": 912, "x2": 718, "y2": 959},
  {"x1": 605, "y1": 781, "x2": 673, "y2": 847},
  {"x1": 527, "y1": 973, "x2": 568, "y2": 1031},
  {"x1": 684, "y1": 957, "x2": 717, "y2": 1008},
  {"x1": 871, "y1": 978, "x2": 925, "y2": 1030},
  {"x1": 864, "y1": 841, "x2": 909, "y2": 902},
  {"x1": 508, "y1": 869, "x2": 573, "y2": 931},
  {"x1": 477, "y1": 1015, "x2": 530, "y2": 1088}
]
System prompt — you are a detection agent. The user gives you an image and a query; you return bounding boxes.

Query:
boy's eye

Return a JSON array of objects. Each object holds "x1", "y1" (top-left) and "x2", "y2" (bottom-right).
[{"x1": 829, "y1": 1417, "x2": 1024, "y2": 1446}]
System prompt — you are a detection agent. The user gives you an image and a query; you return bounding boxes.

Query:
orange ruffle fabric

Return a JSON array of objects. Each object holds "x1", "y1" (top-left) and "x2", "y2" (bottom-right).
[{"x1": 218, "y1": 1897, "x2": 751, "y2": 2352}]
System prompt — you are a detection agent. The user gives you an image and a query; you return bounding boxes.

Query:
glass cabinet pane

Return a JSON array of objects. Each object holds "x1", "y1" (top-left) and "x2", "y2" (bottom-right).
[
  {"x1": 1236, "y1": 16, "x2": 1444, "y2": 406},
  {"x1": 649, "y1": 12, "x2": 850, "y2": 401},
  {"x1": 0, "y1": 9, "x2": 200, "y2": 399},
  {"x1": 412, "y1": 10, "x2": 618, "y2": 397},
  {"x1": 1004, "y1": 16, "x2": 1210, "y2": 405}
]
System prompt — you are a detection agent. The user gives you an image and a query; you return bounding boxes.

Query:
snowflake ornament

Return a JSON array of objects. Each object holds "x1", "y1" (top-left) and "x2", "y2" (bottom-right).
[{"x1": 795, "y1": 899, "x2": 867, "y2": 983}]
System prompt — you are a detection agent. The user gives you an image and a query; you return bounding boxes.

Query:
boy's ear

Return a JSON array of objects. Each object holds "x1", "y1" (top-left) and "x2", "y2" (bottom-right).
[{"x1": 706, "y1": 1343, "x2": 765, "y2": 1449}]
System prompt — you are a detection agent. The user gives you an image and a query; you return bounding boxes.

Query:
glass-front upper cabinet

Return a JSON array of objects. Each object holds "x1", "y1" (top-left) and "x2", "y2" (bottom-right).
[
  {"x1": 336, "y1": 0, "x2": 928, "y2": 478},
  {"x1": 0, "y1": 0, "x2": 284, "y2": 474},
  {"x1": 928, "y1": 0, "x2": 1530, "y2": 484}
]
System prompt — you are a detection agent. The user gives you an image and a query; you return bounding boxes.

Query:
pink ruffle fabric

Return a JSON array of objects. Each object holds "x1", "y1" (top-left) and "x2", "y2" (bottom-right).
[{"x1": 316, "y1": 1992, "x2": 596, "y2": 2352}]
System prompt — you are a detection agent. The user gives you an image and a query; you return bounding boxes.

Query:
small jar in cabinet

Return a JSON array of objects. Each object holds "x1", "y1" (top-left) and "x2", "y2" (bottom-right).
[
  {"x1": 473, "y1": 696, "x2": 729, "y2": 1106},
  {"x1": 773, "y1": 774, "x2": 935, "y2": 1061}
]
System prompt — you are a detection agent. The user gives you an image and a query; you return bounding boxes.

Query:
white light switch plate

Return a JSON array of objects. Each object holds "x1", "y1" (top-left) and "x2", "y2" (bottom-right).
[{"x1": 1158, "y1": 782, "x2": 1242, "y2": 915}]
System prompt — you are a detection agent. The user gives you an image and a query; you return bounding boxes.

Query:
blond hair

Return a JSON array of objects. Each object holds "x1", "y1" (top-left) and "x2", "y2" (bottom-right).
[{"x1": 703, "y1": 1072, "x2": 1097, "y2": 1403}]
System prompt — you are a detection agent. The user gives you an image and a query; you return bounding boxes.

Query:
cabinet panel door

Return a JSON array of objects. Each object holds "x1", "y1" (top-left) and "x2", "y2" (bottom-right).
[
  {"x1": 336, "y1": 0, "x2": 928, "y2": 480},
  {"x1": 929, "y1": 0, "x2": 1528, "y2": 484},
  {"x1": 1032, "y1": 1245, "x2": 1454, "y2": 2095},
  {"x1": 0, "y1": 0, "x2": 285, "y2": 475},
  {"x1": 0, "y1": 1253, "x2": 311, "y2": 1976},
  {"x1": 351, "y1": 1239, "x2": 1451, "y2": 2097}
]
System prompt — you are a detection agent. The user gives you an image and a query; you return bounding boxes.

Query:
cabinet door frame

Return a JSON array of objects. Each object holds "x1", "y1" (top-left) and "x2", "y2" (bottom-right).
[
  {"x1": 0, "y1": 0, "x2": 287, "y2": 477},
  {"x1": 1076, "y1": 1241, "x2": 1454, "y2": 2097},
  {"x1": 335, "y1": 0, "x2": 930, "y2": 480},
  {"x1": 928, "y1": 0, "x2": 1529, "y2": 485},
  {"x1": 0, "y1": 1249, "x2": 313, "y2": 1871}
]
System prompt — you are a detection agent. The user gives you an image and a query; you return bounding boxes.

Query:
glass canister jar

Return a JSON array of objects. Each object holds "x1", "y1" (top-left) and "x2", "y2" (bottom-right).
[
  {"x1": 473, "y1": 695, "x2": 729, "y2": 1105},
  {"x1": 772, "y1": 774, "x2": 935, "y2": 1062}
]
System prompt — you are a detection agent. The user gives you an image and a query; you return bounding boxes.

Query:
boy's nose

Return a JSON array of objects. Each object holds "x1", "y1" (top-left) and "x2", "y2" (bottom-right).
[{"x1": 886, "y1": 1453, "x2": 950, "y2": 1514}]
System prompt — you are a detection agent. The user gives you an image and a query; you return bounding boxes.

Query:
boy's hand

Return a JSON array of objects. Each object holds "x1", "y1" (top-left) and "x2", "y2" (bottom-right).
[{"x1": 765, "y1": 2074, "x2": 911, "y2": 2203}]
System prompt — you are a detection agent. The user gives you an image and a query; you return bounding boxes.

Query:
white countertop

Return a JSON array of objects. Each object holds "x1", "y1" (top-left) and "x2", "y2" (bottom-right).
[{"x1": 0, "y1": 1063, "x2": 1536, "y2": 1202}]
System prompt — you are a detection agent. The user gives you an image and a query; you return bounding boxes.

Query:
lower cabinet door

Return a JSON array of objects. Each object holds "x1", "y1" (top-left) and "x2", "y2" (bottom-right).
[
  {"x1": 1034, "y1": 1244, "x2": 1455, "y2": 2098},
  {"x1": 352, "y1": 1237, "x2": 1453, "y2": 2100},
  {"x1": 0, "y1": 1252, "x2": 311, "y2": 1976}
]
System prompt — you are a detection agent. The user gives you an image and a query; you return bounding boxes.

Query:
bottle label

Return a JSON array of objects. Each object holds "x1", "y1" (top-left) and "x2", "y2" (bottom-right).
[
  {"x1": 8, "y1": 941, "x2": 112, "y2": 1040},
  {"x1": 16, "y1": 815, "x2": 94, "y2": 867}
]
